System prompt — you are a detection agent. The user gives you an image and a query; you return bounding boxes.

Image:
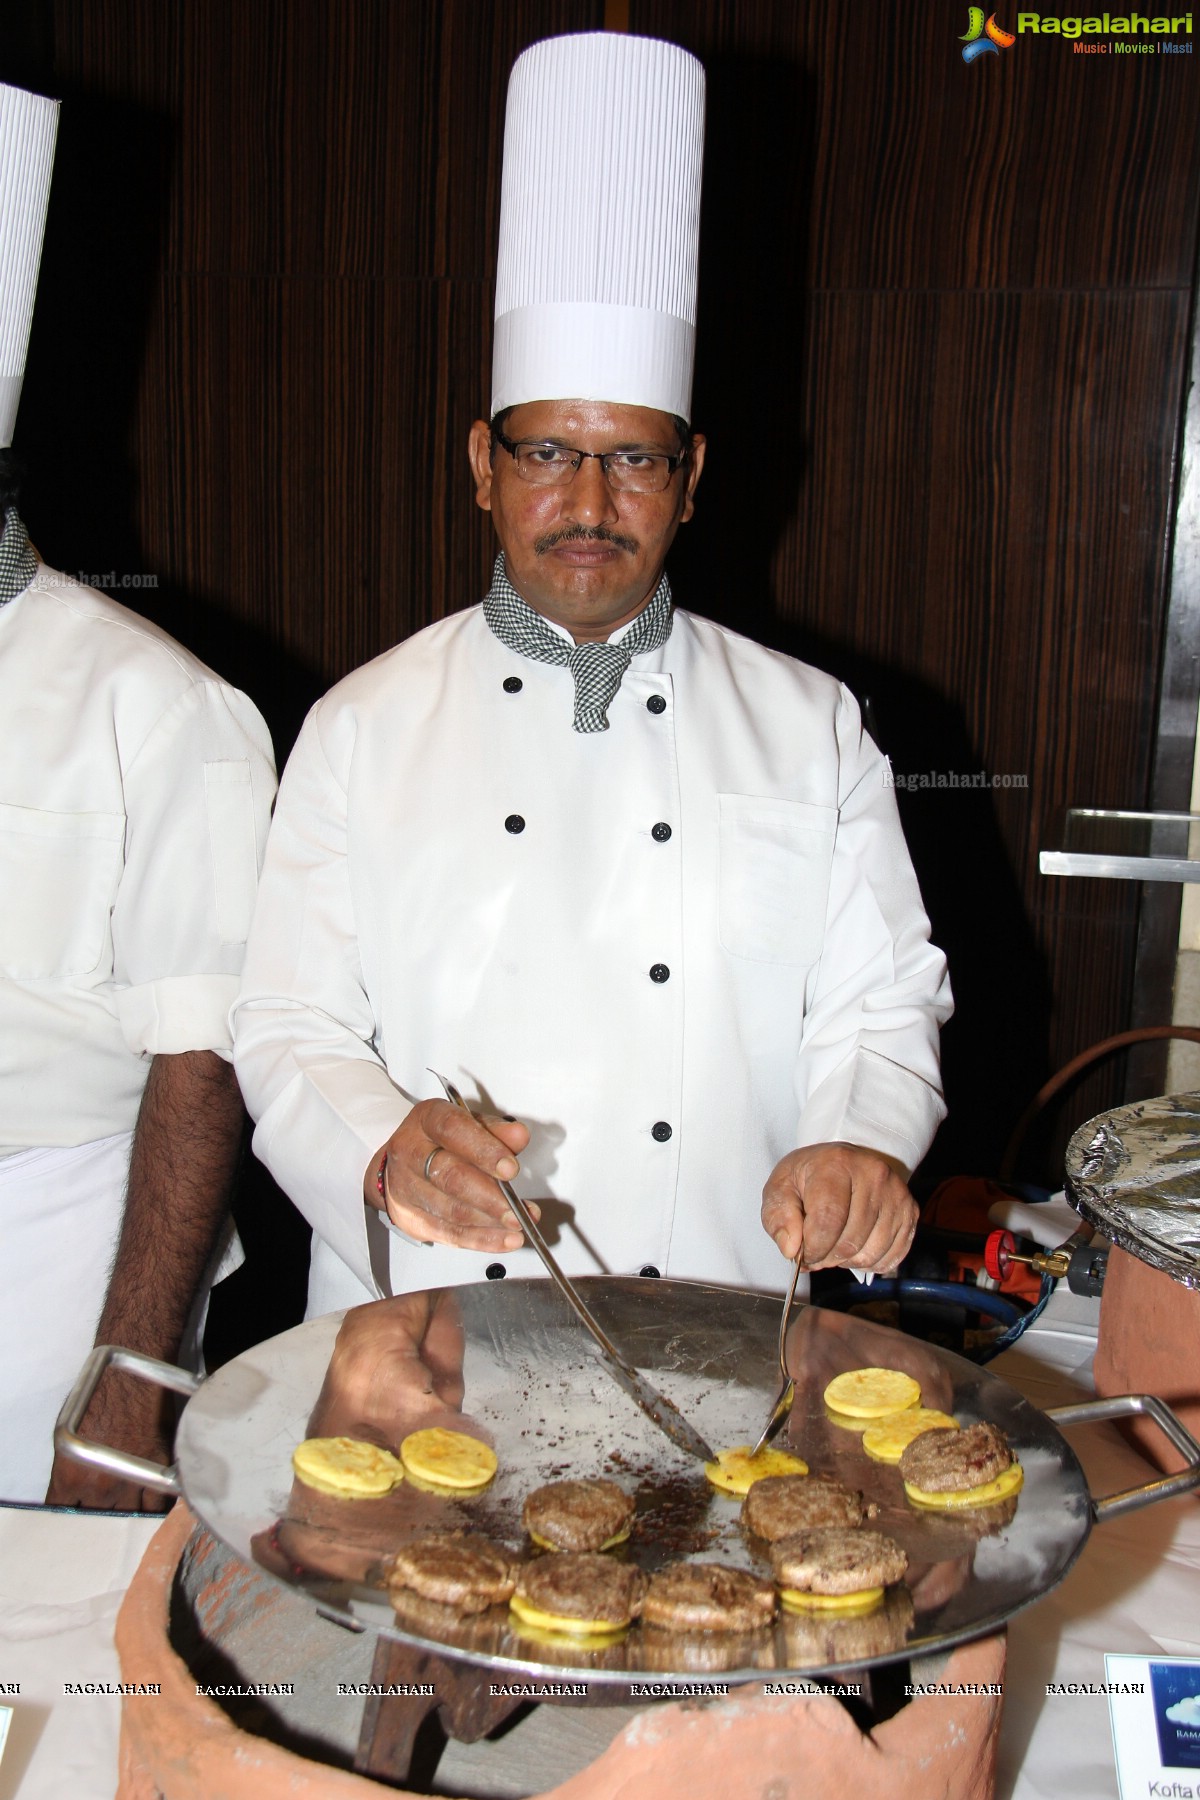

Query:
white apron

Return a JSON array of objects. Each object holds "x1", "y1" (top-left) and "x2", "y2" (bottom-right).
[
  {"x1": 0, "y1": 1133, "x2": 132, "y2": 1502},
  {"x1": 0, "y1": 1133, "x2": 241, "y2": 1500}
]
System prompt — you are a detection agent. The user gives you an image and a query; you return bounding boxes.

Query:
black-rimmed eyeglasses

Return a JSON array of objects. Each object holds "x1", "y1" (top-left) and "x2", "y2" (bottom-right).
[{"x1": 493, "y1": 429, "x2": 688, "y2": 494}]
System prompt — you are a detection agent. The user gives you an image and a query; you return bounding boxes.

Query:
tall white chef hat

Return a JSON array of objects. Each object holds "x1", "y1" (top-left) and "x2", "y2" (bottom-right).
[
  {"x1": 0, "y1": 82, "x2": 59, "y2": 450},
  {"x1": 491, "y1": 32, "x2": 705, "y2": 424}
]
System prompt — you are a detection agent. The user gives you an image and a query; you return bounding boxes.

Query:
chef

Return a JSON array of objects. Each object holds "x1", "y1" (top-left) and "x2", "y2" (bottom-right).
[
  {"x1": 232, "y1": 32, "x2": 952, "y2": 1317},
  {"x1": 0, "y1": 81, "x2": 277, "y2": 1506}
]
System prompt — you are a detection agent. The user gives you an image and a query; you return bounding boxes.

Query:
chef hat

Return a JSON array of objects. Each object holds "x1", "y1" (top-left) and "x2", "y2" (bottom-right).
[
  {"x1": 491, "y1": 32, "x2": 705, "y2": 424},
  {"x1": 0, "y1": 83, "x2": 59, "y2": 449}
]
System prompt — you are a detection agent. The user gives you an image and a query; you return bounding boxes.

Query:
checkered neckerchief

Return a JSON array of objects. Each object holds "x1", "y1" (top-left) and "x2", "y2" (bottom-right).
[
  {"x1": 482, "y1": 553, "x2": 673, "y2": 733},
  {"x1": 0, "y1": 508, "x2": 37, "y2": 607}
]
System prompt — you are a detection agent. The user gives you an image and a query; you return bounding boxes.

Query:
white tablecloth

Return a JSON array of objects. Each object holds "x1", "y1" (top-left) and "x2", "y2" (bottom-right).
[
  {"x1": 0, "y1": 1286, "x2": 1196, "y2": 1799},
  {"x1": 0, "y1": 1507, "x2": 159, "y2": 1800}
]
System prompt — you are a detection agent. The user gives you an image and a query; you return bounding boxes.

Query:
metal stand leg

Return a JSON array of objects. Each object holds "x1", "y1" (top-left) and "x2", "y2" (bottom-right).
[{"x1": 354, "y1": 1634, "x2": 524, "y2": 1783}]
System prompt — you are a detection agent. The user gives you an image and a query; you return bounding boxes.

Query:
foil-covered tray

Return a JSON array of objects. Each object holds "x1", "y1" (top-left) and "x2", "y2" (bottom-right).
[
  {"x1": 168, "y1": 1277, "x2": 1097, "y2": 1684},
  {"x1": 1066, "y1": 1092, "x2": 1200, "y2": 1288}
]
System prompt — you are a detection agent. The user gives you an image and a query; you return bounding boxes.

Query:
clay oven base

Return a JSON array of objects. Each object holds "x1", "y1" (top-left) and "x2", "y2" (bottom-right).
[{"x1": 116, "y1": 1501, "x2": 1007, "y2": 1800}]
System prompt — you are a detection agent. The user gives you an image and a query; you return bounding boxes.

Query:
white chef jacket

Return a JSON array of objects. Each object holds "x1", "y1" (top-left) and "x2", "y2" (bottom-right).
[
  {"x1": 234, "y1": 603, "x2": 951, "y2": 1316},
  {"x1": 0, "y1": 564, "x2": 277, "y2": 1156}
]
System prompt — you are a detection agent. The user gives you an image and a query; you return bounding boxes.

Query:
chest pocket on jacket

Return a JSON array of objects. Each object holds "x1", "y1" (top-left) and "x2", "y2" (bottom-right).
[
  {"x1": 718, "y1": 794, "x2": 837, "y2": 965},
  {"x1": 0, "y1": 802, "x2": 125, "y2": 980}
]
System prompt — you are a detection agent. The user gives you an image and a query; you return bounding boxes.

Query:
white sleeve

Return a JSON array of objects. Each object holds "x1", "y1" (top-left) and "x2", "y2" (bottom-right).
[
  {"x1": 111, "y1": 680, "x2": 277, "y2": 1059},
  {"x1": 231, "y1": 701, "x2": 411, "y2": 1296},
  {"x1": 793, "y1": 686, "x2": 952, "y2": 1173}
]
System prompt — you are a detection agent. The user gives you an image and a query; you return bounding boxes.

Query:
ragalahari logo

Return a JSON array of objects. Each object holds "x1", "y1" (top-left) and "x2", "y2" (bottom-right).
[{"x1": 961, "y1": 8, "x2": 1017, "y2": 58}]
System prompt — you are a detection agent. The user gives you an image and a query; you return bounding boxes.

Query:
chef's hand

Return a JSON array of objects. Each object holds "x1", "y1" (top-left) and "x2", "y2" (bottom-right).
[
  {"x1": 45, "y1": 1378, "x2": 175, "y2": 1513},
  {"x1": 761, "y1": 1141, "x2": 917, "y2": 1273},
  {"x1": 366, "y1": 1099, "x2": 537, "y2": 1251}
]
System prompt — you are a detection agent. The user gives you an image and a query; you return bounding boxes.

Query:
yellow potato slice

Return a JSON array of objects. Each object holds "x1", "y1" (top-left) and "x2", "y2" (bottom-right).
[
  {"x1": 862, "y1": 1409, "x2": 959, "y2": 1464},
  {"x1": 399, "y1": 1427, "x2": 498, "y2": 1491},
  {"x1": 823, "y1": 1367, "x2": 922, "y2": 1420},
  {"x1": 292, "y1": 1436, "x2": 405, "y2": 1498},
  {"x1": 904, "y1": 1460, "x2": 1024, "y2": 1510},
  {"x1": 528, "y1": 1526, "x2": 632, "y2": 1553},
  {"x1": 509, "y1": 1591, "x2": 629, "y2": 1640},
  {"x1": 704, "y1": 1444, "x2": 809, "y2": 1495},
  {"x1": 779, "y1": 1586, "x2": 884, "y2": 1615}
]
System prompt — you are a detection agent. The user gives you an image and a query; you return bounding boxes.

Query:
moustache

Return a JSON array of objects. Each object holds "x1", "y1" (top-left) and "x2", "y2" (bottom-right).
[{"x1": 534, "y1": 525, "x2": 639, "y2": 556}]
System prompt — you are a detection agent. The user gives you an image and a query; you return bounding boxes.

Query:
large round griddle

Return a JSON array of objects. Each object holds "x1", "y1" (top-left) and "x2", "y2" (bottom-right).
[{"x1": 171, "y1": 1277, "x2": 1097, "y2": 1684}]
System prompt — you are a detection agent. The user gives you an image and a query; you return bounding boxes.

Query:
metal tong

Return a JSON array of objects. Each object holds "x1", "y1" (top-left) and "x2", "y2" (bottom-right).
[
  {"x1": 430, "y1": 1071, "x2": 715, "y2": 1464},
  {"x1": 750, "y1": 1255, "x2": 802, "y2": 1457}
]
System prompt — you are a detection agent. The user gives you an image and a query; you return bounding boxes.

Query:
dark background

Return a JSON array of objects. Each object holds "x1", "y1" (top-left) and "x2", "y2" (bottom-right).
[{"x1": 2, "y1": 0, "x2": 1198, "y2": 1348}]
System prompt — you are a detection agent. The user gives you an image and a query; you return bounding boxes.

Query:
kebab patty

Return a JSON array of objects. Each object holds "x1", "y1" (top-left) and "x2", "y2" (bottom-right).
[
  {"x1": 387, "y1": 1532, "x2": 517, "y2": 1614},
  {"x1": 522, "y1": 1478, "x2": 635, "y2": 1552},
  {"x1": 511, "y1": 1552, "x2": 646, "y2": 1634},
  {"x1": 742, "y1": 1473, "x2": 876, "y2": 1541},
  {"x1": 642, "y1": 1563, "x2": 776, "y2": 1633},
  {"x1": 770, "y1": 1528, "x2": 909, "y2": 1598},
  {"x1": 899, "y1": 1421, "x2": 1012, "y2": 1494}
]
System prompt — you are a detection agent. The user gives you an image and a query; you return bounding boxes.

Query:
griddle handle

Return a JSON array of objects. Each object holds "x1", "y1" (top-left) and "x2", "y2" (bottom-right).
[
  {"x1": 54, "y1": 1343, "x2": 200, "y2": 1497},
  {"x1": 1047, "y1": 1394, "x2": 1200, "y2": 1520}
]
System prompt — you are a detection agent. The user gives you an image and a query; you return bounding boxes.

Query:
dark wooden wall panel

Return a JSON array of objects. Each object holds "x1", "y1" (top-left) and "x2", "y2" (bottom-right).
[
  {"x1": 639, "y1": 0, "x2": 1200, "y2": 290},
  {"x1": 15, "y1": 0, "x2": 597, "y2": 736},
  {"x1": 124, "y1": 265, "x2": 504, "y2": 739},
  {"x1": 3, "y1": 0, "x2": 603, "y2": 1345},
  {"x1": 633, "y1": 0, "x2": 1200, "y2": 1171}
]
